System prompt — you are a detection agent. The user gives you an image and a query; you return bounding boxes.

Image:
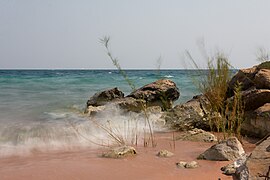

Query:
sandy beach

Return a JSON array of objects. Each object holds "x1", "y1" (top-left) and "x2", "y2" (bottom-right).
[{"x1": 0, "y1": 132, "x2": 256, "y2": 180}]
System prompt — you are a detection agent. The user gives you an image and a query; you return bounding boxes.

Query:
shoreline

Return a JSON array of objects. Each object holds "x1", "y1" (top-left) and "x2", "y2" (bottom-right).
[{"x1": 0, "y1": 131, "x2": 256, "y2": 180}]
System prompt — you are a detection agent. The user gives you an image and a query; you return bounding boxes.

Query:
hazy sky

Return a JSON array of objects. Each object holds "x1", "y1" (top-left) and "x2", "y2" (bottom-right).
[{"x1": 1, "y1": 0, "x2": 270, "y2": 69}]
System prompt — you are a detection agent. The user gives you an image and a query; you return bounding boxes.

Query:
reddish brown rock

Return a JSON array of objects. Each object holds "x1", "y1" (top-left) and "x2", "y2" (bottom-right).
[
  {"x1": 163, "y1": 95, "x2": 212, "y2": 131},
  {"x1": 242, "y1": 89, "x2": 270, "y2": 111},
  {"x1": 228, "y1": 67, "x2": 257, "y2": 97},
  {"x1": 255, "y1": 103, "x2": 270, "y2": 116},
  {"x1": 127, "y1": 79, "x2": 180, "y2": 110},
  {"x1": 86, "y1": 87, "x2": 124, "y2": 107},
  {"x1": 245, "y1": 137, "x2": 270, "y2": 179},
  {"x1": 114, "y1": 97, "x2": 146, "y2": 113},
  {"x1": 254, "y1": 69, "x2": 270, "y2": 89},
  {"x1": 242, "y1": 103, "x2": 270, "y2": 138}
]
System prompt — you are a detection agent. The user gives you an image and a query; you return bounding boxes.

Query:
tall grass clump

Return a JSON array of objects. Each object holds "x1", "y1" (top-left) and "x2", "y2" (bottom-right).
[
  {"x1": 186, "y1": 50, "x2": 245, "y2": 139},
  {"x1": 100, "y1": 36, "x2": 156, "y2": 147}
]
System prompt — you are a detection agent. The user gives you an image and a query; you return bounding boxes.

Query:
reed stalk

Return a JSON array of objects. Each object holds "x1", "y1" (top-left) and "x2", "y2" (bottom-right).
[{"x1": 100, "y1": 36, "x2": 156, "y2": 147}]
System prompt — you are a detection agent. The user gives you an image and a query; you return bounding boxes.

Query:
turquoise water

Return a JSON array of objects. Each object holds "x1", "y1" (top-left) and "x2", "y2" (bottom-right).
[{"x1": 0, "y1": 70, "x2": 199, "y2": 155}]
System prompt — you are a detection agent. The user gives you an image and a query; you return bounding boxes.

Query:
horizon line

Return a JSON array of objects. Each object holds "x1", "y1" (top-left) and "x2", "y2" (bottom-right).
[{"x1": 0, "y1": 68, "x2": 238, "y2": 70}]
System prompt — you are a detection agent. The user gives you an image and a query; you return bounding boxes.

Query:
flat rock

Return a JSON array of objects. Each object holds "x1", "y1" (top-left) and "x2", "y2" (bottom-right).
[
  {"x1": 198, "y1": 137, "x2": 245, "y2": 161},
  {"x1": 157, "y1": 150, "x2": 174, "y2": 158},
  {"x1": 176, "y1": 161, "x2": 199, "y2": 169},
  {"x1": 101, "y1": 146, "x2": 137, "y2": 158},
  {"x1": 178, "y1": 128, "x2": 217, "y2": 142}
]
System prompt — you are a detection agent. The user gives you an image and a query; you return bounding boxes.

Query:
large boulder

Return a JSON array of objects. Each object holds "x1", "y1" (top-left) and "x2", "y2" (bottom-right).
[
  {"x1": 242, "y1": 103, "x2": 270, "y2": 138},
  {"x1": 198, "y1": 137, "x2": 245, "y2": 161},
  {"x1": 241, "y1": 89, "x2": 270, "y2": 111},
  {"x1": 227, "y1": 67, "x2": 257, "y2": 97},
  {"x1": 86, "y1": 87, "x2": 124, "y2": 107},
  {"x1": 163, "y1": 95, "x2": 212, "y2": 131},
  {"x1": 127, "y1": 79, "x2": 180, "y2": 110},
  {"x1": 254, "y1": 69, "x2": 270, "y2": 89}
]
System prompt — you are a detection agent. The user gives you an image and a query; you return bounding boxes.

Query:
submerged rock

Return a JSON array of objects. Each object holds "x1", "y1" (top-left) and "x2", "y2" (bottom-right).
[
  {"x1": 127, "y1": 79, "x2": 180, "y2": 110},
  {"x1": 198, "y1": 137, "x2": 245, "y2": 161},
  {"x1": 176, "y1": 161, "x2": 199, "y2": 169},
  {"x1": 178, "y1": 128, "x2": 217, "y2": 142},
  {"x1": 101, "y1": 146, "x2": 137, "y2": 158},
  {"x1": 157, "y1": 150, "x2": 174, "y2": 158}
]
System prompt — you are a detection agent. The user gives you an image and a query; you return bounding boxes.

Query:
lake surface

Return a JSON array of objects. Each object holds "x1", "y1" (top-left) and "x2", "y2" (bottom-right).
[{"x1": 0, "y1": 69, "x2": 200, "y2": 156}]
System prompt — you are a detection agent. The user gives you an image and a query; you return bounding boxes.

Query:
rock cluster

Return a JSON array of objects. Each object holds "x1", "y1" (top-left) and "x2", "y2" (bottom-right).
[
  {"x1": 85, "y1": 79, "x2": 180, "y2": 115},
  {"x1": 220, "y1": 155, "x2": 248, "y2": 176},
  {"x1": 84, "y1": 63, "x2": 269, "y2": 178},
  {"x1": 227, "y1": 62, "x2": 270, "y2": 138},
  {"x1": 223, "y1": 136, "x2": 270, "y2": 179}
]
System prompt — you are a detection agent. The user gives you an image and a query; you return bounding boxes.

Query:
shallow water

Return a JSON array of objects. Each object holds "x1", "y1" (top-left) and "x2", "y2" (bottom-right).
[{"x1": 0, "y1": 69, "x2": 201, "y2": 156}]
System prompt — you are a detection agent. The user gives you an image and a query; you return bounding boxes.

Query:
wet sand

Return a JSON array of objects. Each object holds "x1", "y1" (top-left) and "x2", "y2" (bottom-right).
[{"x1": 0, "y1": 132, "x2": 256, "y2": 180}]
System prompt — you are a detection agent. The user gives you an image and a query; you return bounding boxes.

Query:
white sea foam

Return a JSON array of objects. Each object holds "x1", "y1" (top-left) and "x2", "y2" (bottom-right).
[
  {"x1": 164, "y1": 75, "x2": 174, "y2": 78},
  {"x1": 0, "y1": 106, "x2": 166, "y2": 157}
]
